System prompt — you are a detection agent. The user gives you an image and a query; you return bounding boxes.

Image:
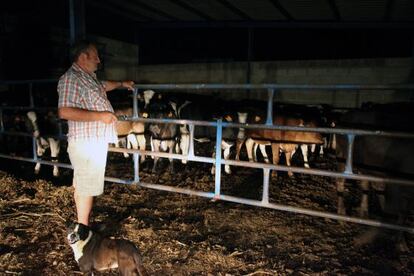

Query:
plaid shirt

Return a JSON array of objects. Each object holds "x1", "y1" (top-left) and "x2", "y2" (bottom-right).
[{"x1": 57, "y1": 63, "x2": 117, "y2": 143}]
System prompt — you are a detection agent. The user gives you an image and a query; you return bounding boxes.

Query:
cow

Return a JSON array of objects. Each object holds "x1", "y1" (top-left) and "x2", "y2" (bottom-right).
[
  {"x1": 210, "y1": 110, "x2": 247, "y2": 175},
  {"x1": 147, "y1": 97, "x2": 178, "y2": 173},
  {"x1": 172, "y1": 96, "x2": 248, "y2": 174},
  {"x1": 237, "y1": 115, "x2": 323, "y2": 177},
  {"x1": 111, "y1": 89, "x2": 156, "y2": 161},
  {"x1": 335, "y1": 107, "x2": 414, "y2": 251},
  {"x1": 26, "y1": 111, "x2": 62, "y2": 177},
  {"x1": 236, "y1": 105, "x2": 327, "y2": 170},
  {"x1": 114, "y1": 108, "x2": 146, "y2": 163}
]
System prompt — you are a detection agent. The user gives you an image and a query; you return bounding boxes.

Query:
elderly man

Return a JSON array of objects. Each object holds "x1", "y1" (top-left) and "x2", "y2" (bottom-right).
[{"x1": 58, "y1": 40, "x2": 134, "y2": 226}]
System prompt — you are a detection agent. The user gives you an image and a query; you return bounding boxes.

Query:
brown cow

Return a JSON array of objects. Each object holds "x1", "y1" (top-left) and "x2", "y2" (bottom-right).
[
  {"x1": 237, "y1": 116, "x2": 323, "y2": 177},
  {"x1": 114, "y1": 108, "x2": 146, "y2": 163}
]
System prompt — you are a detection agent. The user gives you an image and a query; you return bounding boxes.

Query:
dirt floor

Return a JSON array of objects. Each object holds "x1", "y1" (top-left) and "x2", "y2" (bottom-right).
[{"x1": 1, "y1": 149, "x2": 414, "y2": 275}]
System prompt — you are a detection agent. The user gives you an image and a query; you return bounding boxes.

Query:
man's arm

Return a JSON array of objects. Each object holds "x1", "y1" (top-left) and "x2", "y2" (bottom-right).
[
  {"x1": 104, "y1": 80, "x2": 135, "y2": 92},
  {"x1": 58, "y1": 107, "x2": 117, "y2": 124}
]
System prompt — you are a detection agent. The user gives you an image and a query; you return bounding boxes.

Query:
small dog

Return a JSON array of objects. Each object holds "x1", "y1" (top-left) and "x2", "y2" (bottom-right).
[{"x1": 66, "y1": 221, "x2": 147, "y2": 276}]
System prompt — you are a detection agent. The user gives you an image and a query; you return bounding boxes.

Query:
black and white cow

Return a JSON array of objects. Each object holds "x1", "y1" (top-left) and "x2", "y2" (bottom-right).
[
  {"x1": 172, "y1": 96, "x2": 247, "y2": 174},
  {"x1": 147, "y1": 95, "x2": 178, "y2": 172},
  {"x1": 26, "y1": 111, "x2": 61, "y2": 177},
  {"x1": 210, "y1": 109, "x2": 247, "y2": 175}
]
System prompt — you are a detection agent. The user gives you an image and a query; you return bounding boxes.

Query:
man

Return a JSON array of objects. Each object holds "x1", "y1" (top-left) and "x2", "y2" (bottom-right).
[{"x1": 58, "y1": 40, "x2": 134, "y2": 226}]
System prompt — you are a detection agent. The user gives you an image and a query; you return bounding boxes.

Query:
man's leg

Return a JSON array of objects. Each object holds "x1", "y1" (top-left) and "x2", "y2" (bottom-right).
[
  {"x1": 68, "y1": 140, "x2": 108, "y2": 226},
  {"x1": 74, "y1": 189, "x2": 93, "y2": 226}
]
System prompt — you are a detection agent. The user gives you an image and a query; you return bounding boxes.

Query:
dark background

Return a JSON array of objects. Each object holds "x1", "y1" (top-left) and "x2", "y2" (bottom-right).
[{"x1": 1, "y1": 0, "x2": 413, "y2": 80}]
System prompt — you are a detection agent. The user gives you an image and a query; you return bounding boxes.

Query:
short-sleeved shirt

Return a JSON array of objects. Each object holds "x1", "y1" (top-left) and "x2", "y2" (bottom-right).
[{"x1": 57, "y1": 63, "x2": 117, "y2": 143}]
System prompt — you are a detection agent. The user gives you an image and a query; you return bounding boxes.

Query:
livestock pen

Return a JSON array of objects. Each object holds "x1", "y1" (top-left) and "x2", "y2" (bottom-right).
[{"x1": 1, "y1": 80, "x2": 413, "y2": 233}]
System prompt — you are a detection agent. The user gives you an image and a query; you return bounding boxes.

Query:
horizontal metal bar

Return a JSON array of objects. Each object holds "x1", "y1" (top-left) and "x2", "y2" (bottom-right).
[
  {"x1": 0, "y1": 153, "x2": 72, "y2": 169},
  {"x1": 132, "y1": 83, "x2": 414, "y2": 91},
  {"x1": 124, "y1": 180, "x2": 414, "y2": 234},
  {"x1": 218, "y1": 194, "x2": 414, "y2": 233},
  {"x1": 105, "y1": 176, "x2": 134, "y2": 185},
  {"x1": 136, "y1": 181, "x2": 215, "y2": 198},
  {"x1": 0, "y1": 79, "x2": 56, "y2": 85},
  {"x1": 119, "y1": 116, "x2": 217, "y2": 127},
  {"x1": 109, "y1": 146, "x2": 214, "y2": 164},
  {"x1": 109, "y1": 147, "x2": 414, "y2": 187},
  {"x1": 224, "y1": 159, "x2": 414, "y2": 187},
  {"x1": 118, "y1": 117, "x2": 414, "y2": 139},
  {"x1": 1, "y1": 81, "x2": 413, "y2": 91},
  {"x1": 223, "y1": 123, "x2": 414, "y2": 139},
  {"x1": 0, "y1": 130, "x2": 67, "y2": 140},
  {"x1": 0, "y1": 106, "x2": 58, "y2": 111}
]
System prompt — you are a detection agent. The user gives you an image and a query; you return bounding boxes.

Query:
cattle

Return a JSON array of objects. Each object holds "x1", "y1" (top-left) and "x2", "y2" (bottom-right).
[
  {"x1": 26, "y1": 111, "x2": 62, "y2": 177},
  {"x1": 111, "y1": 89, "x2": 156, "y2": 161},
  {"x1": 234, "y1": 111, "x2": 274, "y2": 165},
  {"x1": 237, "y1": 115, "x2": 323, "y2": 177},
  {"x1": 236, "y1": 104, "x2": 329, "y2": 171},
  {"x1": 210, "y1": 110, "x2": 247, "y2": 175},
  {"x1": 114, "y1": 108, "x2": 146, "y2": 162},
  {"x1": 147, "y1": 96, "x2": 178, "y2": 172},
  {"x1": 140, "y1": 89, "x2": 155, "y2": 109},
  {"x1": 335, "y1": 107, "x2": 414, "y2": 250},
  {"x1": 172, "y1": 96, "x2": 247, "y2": 174}
]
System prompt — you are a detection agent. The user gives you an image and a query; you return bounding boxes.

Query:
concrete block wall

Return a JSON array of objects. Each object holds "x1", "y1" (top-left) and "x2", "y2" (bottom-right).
[
  {"x1": 135, "y1": 58, "x2": 413, "y2": 108},
  {"x1": 94, "y1": 35, "x2": 139, "y2": 81}
]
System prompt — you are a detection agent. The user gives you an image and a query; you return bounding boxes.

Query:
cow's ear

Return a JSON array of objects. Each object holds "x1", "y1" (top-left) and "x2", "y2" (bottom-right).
[
  {"x1": 142, "y1": 112, "x2": 148, "y2": 118},
  {"x1": 254, "y1": 116, "x2": 261, "y2": 122},
  {"x1": 168, "y1": 112, "x2": 173, "y2": 118},
  {"x1": 224, "y1": 115, "x2": 233, "y2": 122}
]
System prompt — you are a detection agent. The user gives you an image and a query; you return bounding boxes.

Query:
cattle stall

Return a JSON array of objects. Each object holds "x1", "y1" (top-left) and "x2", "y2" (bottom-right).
[{"x1": 0, "y1": 80, "x2": 414, "y2": 235}]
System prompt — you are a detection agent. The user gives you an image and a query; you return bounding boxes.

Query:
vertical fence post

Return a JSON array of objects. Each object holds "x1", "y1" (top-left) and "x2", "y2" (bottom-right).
[
  {"x1": 188, "y1": 123, "x2": 195, "y2": 159},
  {"x1": 29, "y1": 82, "x2": 34, "y2": 108},
  {"x1": 28, "y1": 82, "x2": 38, "y2": 161},
  {"x1": 214, "y1": 119, "x2": 223, "y2": 199},
  {"x1": 132, "y1": 88, "x2": 140, "y2": 183},
  {"x1": 132, "y1": 88, "x2": 139, "y2": 118},
  {"x1": 344, "y1": 134, "x2": 355, "y2": 174},
  {"x1": 262, "y1": 168, "x2": 270, "y2": 204},
  {"x1": 0, "y1": 108, "x2": 4, "y2": 133},
  {"x1": 266, "y1": 88, "x2": 274, "y2": 125}
]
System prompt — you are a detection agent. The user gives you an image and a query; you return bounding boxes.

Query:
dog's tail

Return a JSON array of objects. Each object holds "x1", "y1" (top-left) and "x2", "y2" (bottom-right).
[{"x1": 133, "y1": 250, "x2": 147, "y2": 276}]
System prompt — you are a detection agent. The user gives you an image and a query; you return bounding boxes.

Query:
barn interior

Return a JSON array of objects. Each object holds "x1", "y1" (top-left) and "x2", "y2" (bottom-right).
[{"x1": 1, "y1": 0, "x2": 414, "y2": 275}]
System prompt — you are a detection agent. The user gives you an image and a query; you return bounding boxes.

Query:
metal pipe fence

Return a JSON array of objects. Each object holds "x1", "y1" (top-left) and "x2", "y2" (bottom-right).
[{"x1": 1, "y1": 80, "x2": 414, "y2": 233}]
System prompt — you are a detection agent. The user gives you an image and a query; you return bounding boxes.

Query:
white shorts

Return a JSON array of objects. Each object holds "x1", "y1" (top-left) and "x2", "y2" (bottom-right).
[{"x1": 68, "y1": 140, "x2": 109, "y2": 196}]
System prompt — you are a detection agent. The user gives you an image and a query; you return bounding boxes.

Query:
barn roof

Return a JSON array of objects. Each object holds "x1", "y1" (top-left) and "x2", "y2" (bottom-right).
[
  {"x1": 89, "y1": 0, "x2": 414, "y2": 29},
  {"x1": 2, "y1": 0, "x2": 414, "y2": 67}
]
